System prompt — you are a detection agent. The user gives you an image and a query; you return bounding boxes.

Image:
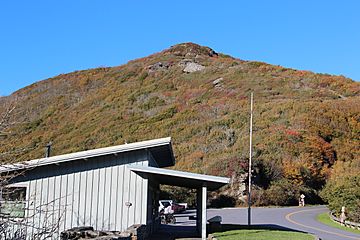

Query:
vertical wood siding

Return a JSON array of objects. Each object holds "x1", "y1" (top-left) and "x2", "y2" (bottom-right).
[{"x1": 9, "y1": 150, "x2": 149, "y2": 239}]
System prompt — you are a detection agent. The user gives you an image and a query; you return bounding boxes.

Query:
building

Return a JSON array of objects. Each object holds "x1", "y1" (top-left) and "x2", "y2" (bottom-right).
[{"x1": 0, "y1": 137, "x2": 229, "y2": 239}]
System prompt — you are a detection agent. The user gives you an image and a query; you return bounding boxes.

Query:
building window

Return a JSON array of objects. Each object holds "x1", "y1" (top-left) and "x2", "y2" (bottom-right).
[{"x1": 0, "y1": 187, "x2": 27, "y2": 218}]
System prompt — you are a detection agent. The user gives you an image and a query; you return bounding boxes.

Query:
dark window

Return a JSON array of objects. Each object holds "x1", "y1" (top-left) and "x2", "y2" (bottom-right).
[
  {"x1": 161, "y1": 201, "x2": 171, "y2": 208},
  {"x1": 0, "y1": 187, "x2": 26, "y2": 218}
]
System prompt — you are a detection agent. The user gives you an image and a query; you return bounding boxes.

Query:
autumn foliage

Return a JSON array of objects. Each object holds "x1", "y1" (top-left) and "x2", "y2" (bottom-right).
[{"x1": 0, "y1": 43, "x2": 359, "y2": 207}]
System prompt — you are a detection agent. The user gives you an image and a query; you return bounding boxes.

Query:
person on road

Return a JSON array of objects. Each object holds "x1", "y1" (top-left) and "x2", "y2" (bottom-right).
[{"x1": 299, "y1": 194, "x2": 305, "y2": 207}]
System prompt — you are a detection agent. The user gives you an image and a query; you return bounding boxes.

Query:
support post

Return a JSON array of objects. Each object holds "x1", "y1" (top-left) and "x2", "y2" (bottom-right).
[
  {"x1": 201, "y1": 185, "x2": 207, "y2": 240},
  {"x1": 196, "y1": 188, "x2": 201, "y2": 235}
]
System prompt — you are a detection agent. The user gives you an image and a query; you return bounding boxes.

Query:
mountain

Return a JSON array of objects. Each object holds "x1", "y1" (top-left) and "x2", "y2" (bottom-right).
[{"x1": 1, "y1": 43, "x2": 359, "y2": 205}]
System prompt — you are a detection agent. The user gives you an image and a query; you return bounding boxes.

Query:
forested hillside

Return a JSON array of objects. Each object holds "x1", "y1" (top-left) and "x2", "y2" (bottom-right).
[{"x1": 1, "y1": 43, "x2": 359, "y2": 208}]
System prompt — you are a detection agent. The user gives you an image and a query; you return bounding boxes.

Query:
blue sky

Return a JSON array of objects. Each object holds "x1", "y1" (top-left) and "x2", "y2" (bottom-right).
[{"x1": 1, "y1": 1, "x2": 359, "y2": 96}]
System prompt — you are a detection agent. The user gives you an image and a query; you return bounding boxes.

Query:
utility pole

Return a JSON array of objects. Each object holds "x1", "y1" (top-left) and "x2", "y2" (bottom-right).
[{"x1": 248, "y1": 92, "x2": 253, "y2": 226}]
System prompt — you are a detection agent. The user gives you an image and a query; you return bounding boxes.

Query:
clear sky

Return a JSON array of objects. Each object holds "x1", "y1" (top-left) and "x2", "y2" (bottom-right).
[{"x1": 1, "y1": 1, "x2": 359, "y2": 96}]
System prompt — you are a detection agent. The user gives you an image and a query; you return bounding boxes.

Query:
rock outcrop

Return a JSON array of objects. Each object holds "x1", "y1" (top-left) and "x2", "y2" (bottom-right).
[
  {"x1": 183, "y1": 62, "x2": 205, "y2": 73},
  {"x1": 147, "y1": 62, "x2": 172, "y2": 72},
  {"x1": 61, "y1": 224, "x2": 147, "y2": 240}
]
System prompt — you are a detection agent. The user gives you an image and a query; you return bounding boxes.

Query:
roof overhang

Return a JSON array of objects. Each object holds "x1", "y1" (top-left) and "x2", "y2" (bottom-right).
[
  {"x1": 0, "y1": 137, "x2": 175, "y2": 173},
  {"x1": 128, "y1": 165, "x2": 229, "y2": 191}
]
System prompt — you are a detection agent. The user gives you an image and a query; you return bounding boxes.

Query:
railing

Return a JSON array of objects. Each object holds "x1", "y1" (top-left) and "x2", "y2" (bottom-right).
[{"x1": 330, "y1": 211, "x2": 360, "y2": 230}]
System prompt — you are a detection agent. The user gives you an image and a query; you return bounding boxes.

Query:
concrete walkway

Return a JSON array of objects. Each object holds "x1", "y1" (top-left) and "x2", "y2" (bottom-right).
[
  {"x1": 148, "y1": 225, "x2": 199, "y2": 240},
  {"x1": 148, "y1": 211, "x2": 200, "y2": 240}
]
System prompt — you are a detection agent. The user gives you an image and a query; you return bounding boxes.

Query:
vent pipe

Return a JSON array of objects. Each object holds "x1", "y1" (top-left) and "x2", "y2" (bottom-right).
[{"x1": 45, "y1": 142, "x2": 52, "y2": 158}]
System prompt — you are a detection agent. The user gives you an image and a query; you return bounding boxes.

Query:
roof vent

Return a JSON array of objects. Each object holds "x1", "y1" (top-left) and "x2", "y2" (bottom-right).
[{"x1": 45, "y1": 142, "x2": 52, "y2": 158}]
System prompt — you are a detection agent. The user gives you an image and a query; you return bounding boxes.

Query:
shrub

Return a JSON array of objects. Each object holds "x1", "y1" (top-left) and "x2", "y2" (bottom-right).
[
  {"x1": 264, "y1": 179, "x2": 298, "y2": 206},
  {"x1": 160, "y1": 186, "x2": 197, "y2": 208},
  {"x1": 209, "y1": 194, "x2": 236, "y2": 208},
  {"x1": 321, "y1": 175, "x2": 360, "y2": 221}
]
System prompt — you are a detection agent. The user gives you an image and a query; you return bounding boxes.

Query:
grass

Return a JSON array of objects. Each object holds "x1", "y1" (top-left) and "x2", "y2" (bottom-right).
[
  {"x1": 316, "y1": 212, "x2": 360, "y2": 234},
  {"x1": 213, "y1": 229, "x2": 314, "y2": 240}
]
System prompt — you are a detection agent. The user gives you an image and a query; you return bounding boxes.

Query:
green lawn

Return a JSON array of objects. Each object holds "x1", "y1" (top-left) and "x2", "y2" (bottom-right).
[
  {"x1": 316, "y1": 212, "x2": 360, "y2": 234},
  {"x1": 213, "y1": 229, "x2": 314, "y2": 240}
]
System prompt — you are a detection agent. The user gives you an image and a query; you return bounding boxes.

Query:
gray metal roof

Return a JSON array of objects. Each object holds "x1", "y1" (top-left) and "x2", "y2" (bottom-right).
[
  {"x1": 0, "y1": 137, "x2": 175, "y2": 173},
  {"x1": 128, "y1": 165, "x2": 229, "y2": 191}
]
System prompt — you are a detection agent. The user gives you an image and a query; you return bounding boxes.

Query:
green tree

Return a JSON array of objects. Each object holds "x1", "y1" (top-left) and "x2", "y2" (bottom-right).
[{"x1": 321, "y1": 175, "x2": 360, "y2": 221}]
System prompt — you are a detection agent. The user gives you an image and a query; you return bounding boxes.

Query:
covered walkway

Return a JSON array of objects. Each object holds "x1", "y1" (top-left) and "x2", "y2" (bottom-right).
[
  {"x1": 149, "y1": 209, "x2": 199, "y2": 240},
  {"x1": 128, "y1": 165, "x2": 229, "y2": 239}
]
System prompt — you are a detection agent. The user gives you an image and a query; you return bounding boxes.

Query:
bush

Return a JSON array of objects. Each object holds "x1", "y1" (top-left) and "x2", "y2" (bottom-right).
[
  {"x1": 209, "y1": 194, "x2": 236, "y2": 208},
  {"x1": 251, "y1": 182, "x2": 322, "y2": 206},
  {"x1": 321, "y1": 175, "x2": 360, "y2": 221},
  {"x1": 160, "y1": 186, "x2": 197, "y2": 208},
  {"x1": 263, "y1": 179, "x2": 298, "y2": 206},
  {"x1": 348, "y1": 201, "x2": 360, "y2": 223}
]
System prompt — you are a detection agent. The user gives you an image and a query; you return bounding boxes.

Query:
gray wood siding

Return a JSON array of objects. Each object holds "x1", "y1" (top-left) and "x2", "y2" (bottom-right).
[{"x1": 10, "y1": 150, "x2": 149, "y2": 239}]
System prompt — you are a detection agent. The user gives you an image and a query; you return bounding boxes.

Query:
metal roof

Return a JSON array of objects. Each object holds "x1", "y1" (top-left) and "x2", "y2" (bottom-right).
[
  {"x1": 0, "y1": 137, "x2": 174, "y2": 173},
  {"x1": 128, "y1": 165, "x2": 229, "y2": 191}
]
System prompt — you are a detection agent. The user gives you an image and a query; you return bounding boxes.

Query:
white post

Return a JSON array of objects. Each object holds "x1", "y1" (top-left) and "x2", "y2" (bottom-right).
[{"x1": 202, "y1": 185, "x2": 207, "y2": 240}]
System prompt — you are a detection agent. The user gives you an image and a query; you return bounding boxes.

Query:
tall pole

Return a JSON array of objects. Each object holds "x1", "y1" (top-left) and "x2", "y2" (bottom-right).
[{"x1": 248, "y1": 92, "x2": 253, "y2": 226}]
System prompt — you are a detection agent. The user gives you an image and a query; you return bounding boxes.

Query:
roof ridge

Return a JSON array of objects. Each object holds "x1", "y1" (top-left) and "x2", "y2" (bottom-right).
[{"x1": 0, "y1": 137, "x2": 171, "y2": 173}]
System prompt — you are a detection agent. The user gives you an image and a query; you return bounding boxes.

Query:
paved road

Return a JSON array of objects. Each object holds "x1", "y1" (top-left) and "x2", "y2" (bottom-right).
[{"x1": 207, "y1": 206, "x2": 360, "y2": 240}]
